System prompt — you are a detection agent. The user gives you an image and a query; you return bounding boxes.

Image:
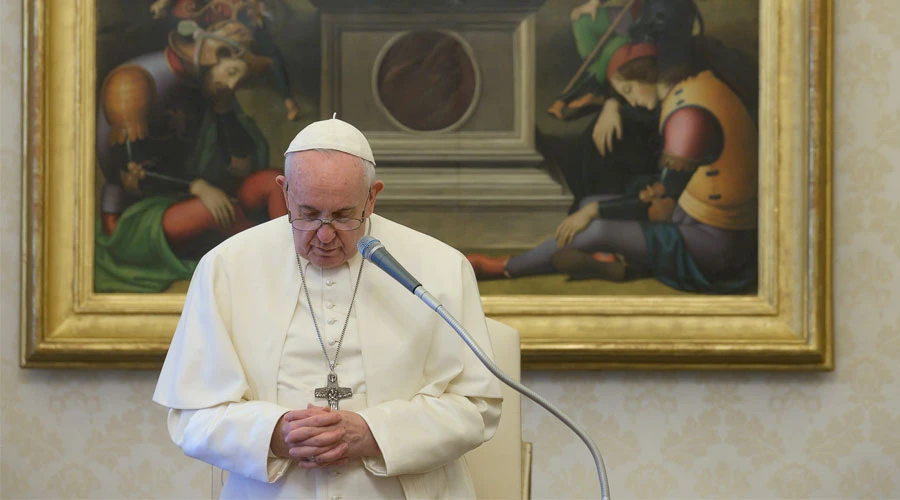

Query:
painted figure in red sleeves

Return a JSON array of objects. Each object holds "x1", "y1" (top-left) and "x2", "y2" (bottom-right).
[{"x1": 95, "y1": 20, "x2": 289, "y2": 292}]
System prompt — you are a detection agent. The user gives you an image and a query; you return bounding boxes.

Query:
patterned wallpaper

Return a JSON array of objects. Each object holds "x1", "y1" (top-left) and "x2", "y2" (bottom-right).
[{"x1": 2, "y1": 1, "x2": 899, "y2": 498}]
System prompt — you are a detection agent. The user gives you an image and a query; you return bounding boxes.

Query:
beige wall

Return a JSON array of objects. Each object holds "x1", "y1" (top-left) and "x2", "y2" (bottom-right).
[{"x1": 2, "y1": 1, "x2": 899, "y2": 498}]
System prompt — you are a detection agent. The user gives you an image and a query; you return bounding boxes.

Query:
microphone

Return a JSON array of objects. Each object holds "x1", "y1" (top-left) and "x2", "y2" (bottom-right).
[
  {"x1": 357, "y1": 235, "x2": 422, "y2": 293},
  {"x1": 356, "y1": 235, "x2": 611, "y2": 500}
]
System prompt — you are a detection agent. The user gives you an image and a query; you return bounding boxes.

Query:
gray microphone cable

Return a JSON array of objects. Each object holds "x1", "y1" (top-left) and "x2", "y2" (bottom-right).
[{"x1": 358, "y1": 235, "x2": 610, "y2": 500}]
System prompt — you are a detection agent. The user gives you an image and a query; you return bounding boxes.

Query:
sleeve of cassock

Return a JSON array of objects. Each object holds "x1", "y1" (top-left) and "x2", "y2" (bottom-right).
[
  {"x1": 152, "y1": 252, "x2": 292, "y2": 483},
  {"x1": 356, "y1": 256, "x2": 503, "y2": 477}
]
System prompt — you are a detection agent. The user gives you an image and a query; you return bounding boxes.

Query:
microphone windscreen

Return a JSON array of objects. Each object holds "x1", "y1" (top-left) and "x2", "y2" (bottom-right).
[{"x1": 357, "y1": 235, "x2": 382, "y2": 259}]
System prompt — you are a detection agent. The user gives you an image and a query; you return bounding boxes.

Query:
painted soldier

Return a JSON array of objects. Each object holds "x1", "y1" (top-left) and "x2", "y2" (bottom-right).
[{"x1": 95, "y1": 20, "x2": 288, "y2": 292}]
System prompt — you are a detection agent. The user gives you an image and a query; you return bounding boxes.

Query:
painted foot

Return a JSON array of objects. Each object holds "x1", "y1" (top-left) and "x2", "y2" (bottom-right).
[{"x1": 466, "y1": 254, "x2": 510, "y2": 280}]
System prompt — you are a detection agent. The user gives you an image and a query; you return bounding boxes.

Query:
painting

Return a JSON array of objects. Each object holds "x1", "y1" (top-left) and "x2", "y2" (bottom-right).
[{"x1": 20, "y1": 0, "x2": 832, "y2": 369}]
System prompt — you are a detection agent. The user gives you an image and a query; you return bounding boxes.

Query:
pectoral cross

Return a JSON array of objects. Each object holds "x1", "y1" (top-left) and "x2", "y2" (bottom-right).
[{"x1": 315, "y1": 372, "x2": 352, "y2": 410}]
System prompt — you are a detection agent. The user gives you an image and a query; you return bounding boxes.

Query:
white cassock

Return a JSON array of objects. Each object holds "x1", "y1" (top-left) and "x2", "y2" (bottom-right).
[{"x1": 153, "y1": 214, "x2": 503, "y2": 499}]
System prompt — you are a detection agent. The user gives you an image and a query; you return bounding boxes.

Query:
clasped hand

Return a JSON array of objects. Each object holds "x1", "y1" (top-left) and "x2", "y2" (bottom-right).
[{"x1": 271, "y1": 404, "x2": 380, "y2": 469}]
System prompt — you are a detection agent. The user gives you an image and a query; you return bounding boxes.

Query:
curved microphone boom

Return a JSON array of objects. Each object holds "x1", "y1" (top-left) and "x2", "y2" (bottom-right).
[
  {"x1": 357, "y1": 235, "x2": 611, "y2": 500},
  {"x1": 357, "y1": 236, "x2": 421, "y2": 293}
]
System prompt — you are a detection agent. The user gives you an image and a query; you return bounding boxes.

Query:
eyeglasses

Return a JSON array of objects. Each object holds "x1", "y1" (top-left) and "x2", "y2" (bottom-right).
[
  {"x1": 287, "y1": 191, "x2": 371, "y2": 232},
  {"x1": 288, "y1": 215, "x2": 365, "y2": 232}
]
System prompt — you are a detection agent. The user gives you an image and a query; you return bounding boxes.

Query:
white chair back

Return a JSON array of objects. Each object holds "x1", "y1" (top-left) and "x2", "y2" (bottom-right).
[{"x1": 465, "y1": 317, "x2": 529, "y2": 499}]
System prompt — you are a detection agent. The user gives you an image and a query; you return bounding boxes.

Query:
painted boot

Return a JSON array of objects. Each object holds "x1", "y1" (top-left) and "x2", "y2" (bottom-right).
[{"x1": 466, "y1": 254, "x2": 510, "y2": 280}]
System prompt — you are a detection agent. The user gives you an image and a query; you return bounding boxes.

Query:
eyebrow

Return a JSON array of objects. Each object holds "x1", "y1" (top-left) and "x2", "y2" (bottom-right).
[{"x1": 296, "y1": 204, "x2": 357, "y2": 215}]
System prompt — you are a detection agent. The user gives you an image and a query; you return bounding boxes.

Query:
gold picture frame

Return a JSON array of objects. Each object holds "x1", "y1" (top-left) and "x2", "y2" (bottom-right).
[{"x1": 20, "y1": 0, "x2": 832, "y2": 370}]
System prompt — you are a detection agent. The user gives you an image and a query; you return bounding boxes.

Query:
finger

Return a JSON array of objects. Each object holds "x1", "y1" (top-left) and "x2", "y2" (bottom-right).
[
  {"x1": 554, "y1": 226, "x2": 564, "y2": 247},
  {"x1": 295, "y1": 428, "x2": 344, "y2": 448},
  {"x1": 563, "y1": 224, "x2": 578, "y2": 246},
  {"x1": 554, "y1": 223, "x2": 565, "y2": 242},
  {"x1": 212, "y1": 208, "x2": 225, "y2": 227},
  {"x1": 225, "y1": 201, "x2": 236, "y2": 224},
  {"x1": 216, "y1": 207, "x2": 229, "y2": 227},
  {"x1": 312, "y1": 443, "x2": 349, "y2": 464},
  {"x1": 283, "y1": 410, "x2": 308, "y2": 423},
  {"x1": 217, "y1": 200, "x2": 235, "y2": 226},
  {"x1": 592, "y1": 130, "x2": 603, "y2": 151},
  {"x1": 217, "y1": 201, "x2": 231, "y2": 223},
  {"x1": 284, "y1": 407, "x2": 331, "y2": 422},
  {"x1": 285, "y1": 422, "x2": 339, "y2": 444},
  {"x1": 288, "y1": 443, "x2": 339, "y2": 459},
  {"x1": 294, "y1": 450, "x2": 344, "y2": 469},
  {"x1": 556, "y1": 226, "x2": 570, "y2": 248},
  {"x1": 285, "y1": 425, "x2": 333, "y2": 445},
  {"x1": 289, "y1": 412, "x2": 342, "y2": 430},
  {"x1": 615, "y1": 121, "x2": 623, "y2": 140},
  {"x1": 283, "y1": 414, "x2": 342, "y2": 438},
  {"x1": 592, "y1": 128, "x2": 602, "y2": 155}
]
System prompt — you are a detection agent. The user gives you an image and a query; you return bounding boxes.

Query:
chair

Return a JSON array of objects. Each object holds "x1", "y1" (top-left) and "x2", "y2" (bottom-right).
[
  {"x1": 212, "y1": 317, "x2": 533, "y2": 499},
  {"x1": 464, "y1": 317, "x2": 532, "y2": 500}
]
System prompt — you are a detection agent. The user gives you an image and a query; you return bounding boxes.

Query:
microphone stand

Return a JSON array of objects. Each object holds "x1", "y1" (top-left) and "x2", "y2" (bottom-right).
[
  {"x1": 414, "y1": 288, "x2": 611, "y2": 500},
  {"x1": 357, "y1": 235, "x2": 610, "y2": 498}
]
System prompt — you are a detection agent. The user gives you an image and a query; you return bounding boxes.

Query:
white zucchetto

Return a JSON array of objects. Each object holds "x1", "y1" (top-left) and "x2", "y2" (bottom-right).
[{"x1": 283, "y1": 115, "x2": 375, "y2": 165}]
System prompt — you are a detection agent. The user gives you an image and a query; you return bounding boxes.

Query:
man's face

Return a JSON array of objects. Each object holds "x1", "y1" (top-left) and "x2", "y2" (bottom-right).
[
  {"x1": 204, "y1": 57, "x2": 248, "y2": 100},
  {"x1": 610, "y1": 72, "x2": 659, "y2": 110},
  {"x1": 277, "y1": 150, "x2": 383, "y2": 269}
]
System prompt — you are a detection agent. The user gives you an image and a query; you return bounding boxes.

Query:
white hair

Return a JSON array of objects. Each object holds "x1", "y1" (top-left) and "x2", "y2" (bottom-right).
[{"x1": 284, "y1": 148, "x2": 375, "y2": 191}]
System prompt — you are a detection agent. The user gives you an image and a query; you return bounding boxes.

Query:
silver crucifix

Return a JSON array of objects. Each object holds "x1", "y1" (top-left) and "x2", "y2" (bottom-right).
[{"x1": 314, "y1": 372, "x2": 352, "y2": 410}]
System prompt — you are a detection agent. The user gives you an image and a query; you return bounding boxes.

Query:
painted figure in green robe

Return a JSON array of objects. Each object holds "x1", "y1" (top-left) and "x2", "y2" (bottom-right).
[{"x1": 95, "y1": 20, "x2": 289, "y2": 293}]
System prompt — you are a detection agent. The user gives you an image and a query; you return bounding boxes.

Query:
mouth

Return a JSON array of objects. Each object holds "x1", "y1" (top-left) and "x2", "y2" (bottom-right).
[{"x1": 313, "y1": 247, "x2": 341, "y2": 255}]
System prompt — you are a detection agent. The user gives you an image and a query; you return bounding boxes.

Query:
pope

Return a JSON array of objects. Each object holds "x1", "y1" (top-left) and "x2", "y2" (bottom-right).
[{"x1": 153, "y1": 117, "x2": 502, "y2": 499}]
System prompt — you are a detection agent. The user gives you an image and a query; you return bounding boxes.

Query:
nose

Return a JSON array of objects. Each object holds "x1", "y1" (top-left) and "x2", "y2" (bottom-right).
[{"x1": 316, "y1": 222, "x2": 337, "y2": 243}]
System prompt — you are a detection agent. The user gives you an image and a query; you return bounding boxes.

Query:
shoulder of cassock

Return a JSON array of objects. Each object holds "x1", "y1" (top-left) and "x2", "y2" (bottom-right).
[{"x1": 152, "y1": 214, "x2": 475, "y2": 410}]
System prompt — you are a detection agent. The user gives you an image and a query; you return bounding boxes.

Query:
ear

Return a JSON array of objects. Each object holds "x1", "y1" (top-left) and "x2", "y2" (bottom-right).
[
  {"x1": 276, "y1": 174, "x2": 290, "y2": 209},
  {"x1": 366, "y1": 180, "x2": 385, "y2": 216}
]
